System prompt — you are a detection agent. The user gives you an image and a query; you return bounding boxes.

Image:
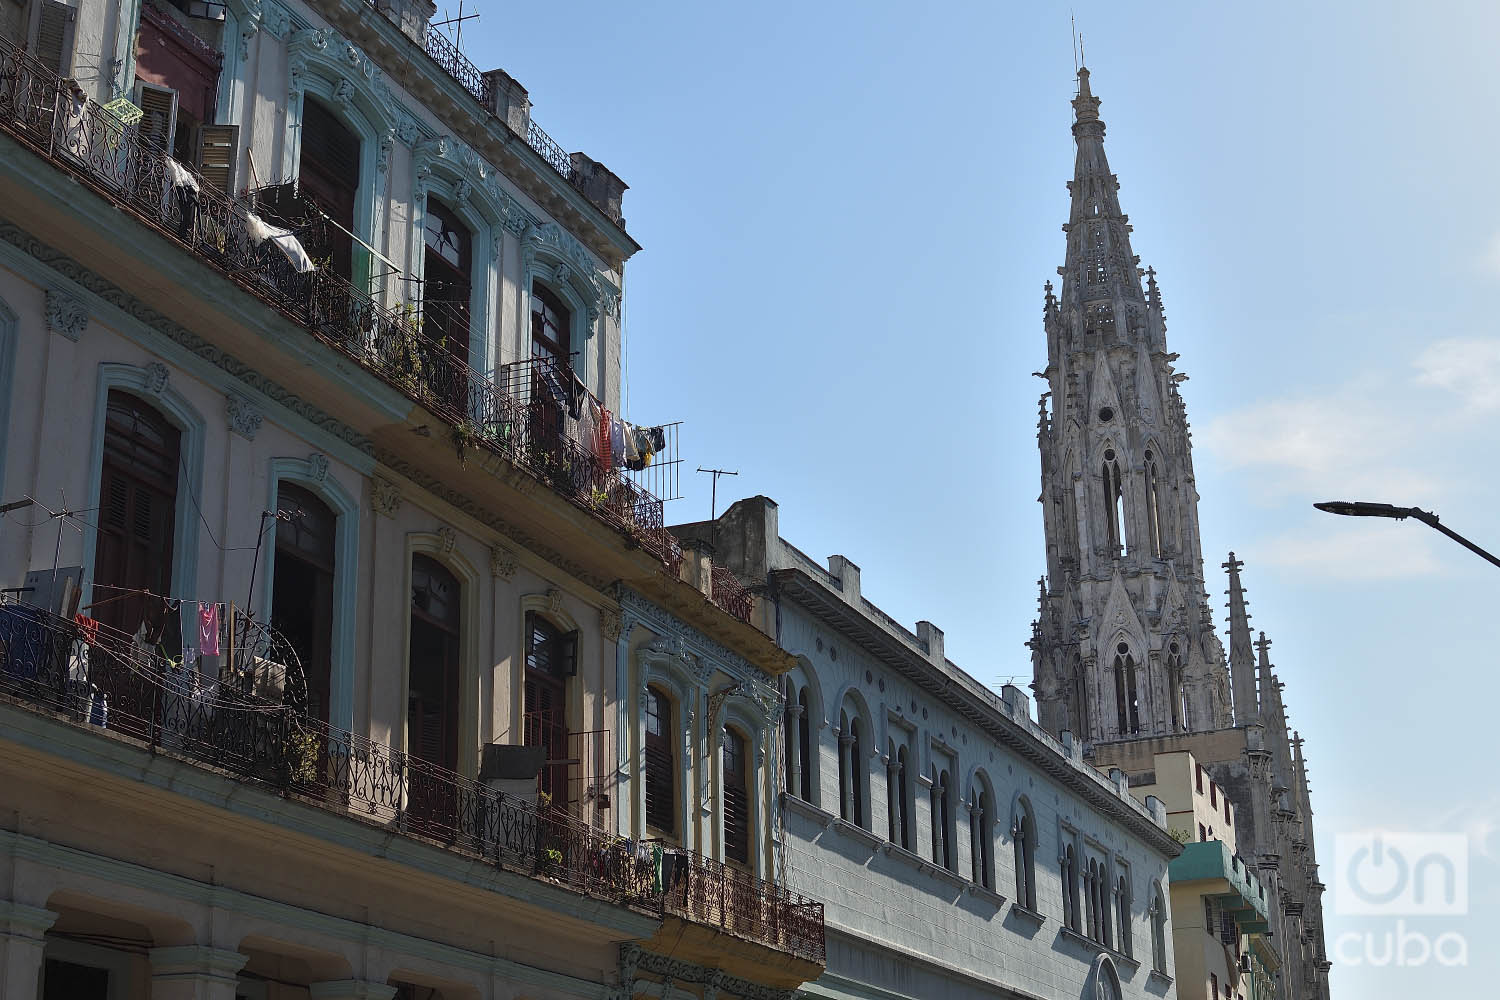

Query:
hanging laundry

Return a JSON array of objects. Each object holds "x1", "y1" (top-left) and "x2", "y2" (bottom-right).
[
  {"x1": 598, "y1": 407, "x2": 612, "y2": 468},
  {"x1": 608, "y1": 415, "x2": 626, "y2": 468},
  {"x1": 621, "y1": 420, "x2": 641, "y2": 468},
  {"x1": 73, "y1": 613, "x2": 100, "y2": 645},
  {"x1": 567, "y1": 372, "x2": 587, "y2": 421},
  {"x1": 625, "y1": 425, "x2": 664, "y2": 471},
  {"x1": 199, "y1": 603, "x2": 221, "y2": 656},
  {"x1": 245, "y1": 212, "x2": 316, "y2": 273},
  {"x1": 647, "y1": 426, "x2": 667, "y2": 454},
  {"x1": 89, "y1": 688, "x2": 108, "y2": 728},
  {"x1": 180, "y1": 601, "x2": 198, "y2": 662}
]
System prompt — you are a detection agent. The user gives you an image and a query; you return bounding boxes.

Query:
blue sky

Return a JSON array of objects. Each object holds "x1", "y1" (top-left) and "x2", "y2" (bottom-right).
[{"x1": 461, "y1": 2, "x2": 1497, "y2": 994}]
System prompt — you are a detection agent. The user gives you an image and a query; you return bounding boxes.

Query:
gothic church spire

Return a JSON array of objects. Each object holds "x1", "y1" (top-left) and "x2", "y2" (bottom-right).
[{"x1": 1030, "y1": 66, "x2": 1232, "y2": 743}]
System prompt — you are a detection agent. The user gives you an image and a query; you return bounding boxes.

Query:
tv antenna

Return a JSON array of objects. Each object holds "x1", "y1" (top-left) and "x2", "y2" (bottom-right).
[{"x1": 434, "y1": 0, "x2": 480, "y2": 48}]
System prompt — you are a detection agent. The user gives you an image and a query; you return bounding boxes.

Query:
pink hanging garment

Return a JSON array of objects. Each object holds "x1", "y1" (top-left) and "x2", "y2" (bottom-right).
[{"x1": 199, "y1": 603, "x2": 221, "y2": 656}]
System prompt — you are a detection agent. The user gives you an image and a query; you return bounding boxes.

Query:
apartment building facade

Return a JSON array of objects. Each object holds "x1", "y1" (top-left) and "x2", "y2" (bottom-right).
[{"x1": 0, "y1": 2, "x2": 824, "y2": 998}]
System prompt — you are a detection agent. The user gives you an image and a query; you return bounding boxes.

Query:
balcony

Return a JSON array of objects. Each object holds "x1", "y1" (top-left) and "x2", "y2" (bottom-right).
[
  {"x1": 1171, "y1": 840, "x2": 1271, "y2": 934},
  {"x1": 0, "y1": 599, "x2": 824, "y2": 965},
  {"x1": 648, "y1": 845, "x2": 826, "y2": 980},
  {"x1": 710, "y1": 564, "x2": 755, "y2": 624},
  {"x1": 0, "y1": 36, "x2": 677, "y2": 566}
]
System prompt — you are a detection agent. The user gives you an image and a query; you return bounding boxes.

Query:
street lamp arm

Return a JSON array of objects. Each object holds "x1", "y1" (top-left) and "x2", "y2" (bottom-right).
[
  {"x1": 1406, "y1": 508, "x2": 1500, "y2": 570},
  {"x1": 1313, "y1": 500, "x2": 1500, "y2": 570}
]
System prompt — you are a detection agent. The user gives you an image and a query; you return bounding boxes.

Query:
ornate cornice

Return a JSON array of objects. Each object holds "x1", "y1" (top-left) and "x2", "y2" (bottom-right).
[
  {"x1": 618, "y1": 586, "x2": 762, "y2": 682},
  {"x1": 372, "y1": 449, "x2": 611, "y2": 593},
  {"x1": 618, "y1": 945, "x2": 796, "y2": 1000},
  {"x1": 0, "y1": 222, "x2": 374, "y2": 458}
]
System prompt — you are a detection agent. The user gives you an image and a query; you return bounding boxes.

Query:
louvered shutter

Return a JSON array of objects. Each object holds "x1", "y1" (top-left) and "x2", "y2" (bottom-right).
[
  {"x1": 197, "y1": 123, "x2": 237, "y2": 193},
  {"x1": 136, "y1": 84, "x2": 176, "y2": 153},
  {"x1": 644, "y1": 688, "x2": 676, "y2": 835},
  {"x1": 35, "y1": 1, "x2": 73, "y2": 77}
]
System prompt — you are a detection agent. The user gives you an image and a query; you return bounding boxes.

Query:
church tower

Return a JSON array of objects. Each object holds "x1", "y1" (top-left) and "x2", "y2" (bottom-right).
[{"x1": 1029, "y1": 67, "x2": 1234, "y2": 743}]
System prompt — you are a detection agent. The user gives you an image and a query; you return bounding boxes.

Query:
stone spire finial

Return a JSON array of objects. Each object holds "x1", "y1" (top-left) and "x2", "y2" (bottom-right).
[
  {"x1": 1223, "y1": 552, "x2": 1258, "y2": 725},
  {"x1": 1072, "y1": 66, "x2": 1102, "y2": 127}
]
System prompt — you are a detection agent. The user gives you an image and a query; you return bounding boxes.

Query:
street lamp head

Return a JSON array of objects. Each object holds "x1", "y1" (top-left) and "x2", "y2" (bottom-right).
[{"x1": 1313, "y1": 501, "x2": 1410, "y2": 520}]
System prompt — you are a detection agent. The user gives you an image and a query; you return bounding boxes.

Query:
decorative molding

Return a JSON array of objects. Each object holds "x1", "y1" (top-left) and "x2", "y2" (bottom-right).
[
  {"x1": 144, "y1": 361, "x2": 170, "y2": 396},
  {"x1": 599, "y1": 607, "x2": 623, "y2": 642},
  {"x1": 412, "y1": 134, "x2": 532, "y2": 236},
  {"x1": 619, "y1": 945, "x2": 796, "y2": 1000},
  {"x1": 489, "y1": 544, "x2": 517, "y2": 580},
  {"x1": 307, "y1": 452, "x2": 329, "y2": 483},
  {"x1": 225, "y1": 391, "x2": 263, "y2": 439},
  {"x1": 0, "y1": 224, "x2": 375, "y2": 458},
  {"x1": 44, "y1": 288, "x2": 87, "y2": 340},
  {"x1": 370, "y1": 476, "x2": 402, "y2": 517},
  {"x1": 617, "y1": 587, "x2": 759, "y2": 681},
  {"x1": 521, "y1": 221, "x2": 614, "y2": 328},
  {"x1": 437, "y1": 525, "x2": 457, "y2": 554},
  {"x1": 546, "y1": 587, "x2": 564, "y2": 614},
  {"x1": 374, "y1": 449, "x2": 611, "y2": 592}
]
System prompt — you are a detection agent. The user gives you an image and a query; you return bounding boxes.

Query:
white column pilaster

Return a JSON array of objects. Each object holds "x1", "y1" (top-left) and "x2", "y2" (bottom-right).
[
  {"x1": 0, "y1": 901, "x2": 58, "y2": 1000},
  {"x1": 149, "y1": 945, "x2": 249, "y2": 1000}
]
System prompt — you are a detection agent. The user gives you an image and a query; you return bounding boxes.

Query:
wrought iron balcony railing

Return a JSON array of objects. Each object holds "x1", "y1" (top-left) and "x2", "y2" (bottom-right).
[
  {"x1": 710, "y1": 565, "x2": 755, "y2": 624},
  {"x1": 360, "y1": 1, "x2": 581, "y2": 188},
  {"x1": 0, "y1": 36, "x2": 676, "y2": 564},
  {"x1": 0, "y1": 599, "x2": 826, "y2": 966},
  {"x1": 654, "y1": 845, "x2": 826, "y2": 965}
]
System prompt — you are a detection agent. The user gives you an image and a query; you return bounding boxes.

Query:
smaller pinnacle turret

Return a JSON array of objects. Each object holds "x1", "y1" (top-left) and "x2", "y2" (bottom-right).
[{"x1": 1224, "y1": 553, "x2": 1258, "y2": 725}]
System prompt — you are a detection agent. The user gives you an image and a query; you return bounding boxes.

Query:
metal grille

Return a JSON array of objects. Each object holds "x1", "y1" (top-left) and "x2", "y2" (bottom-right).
[
  {"x1": 710, "y1": 565, "x2": 754, "y2": 624},
  {"x1": 0, "y1": 36, "x2": 679, "y2": 566},
  {"x1": 0, "y1": 599, "x2": 826, "y2": 963},
  {"x1": 654, "y1": 846, "x2": 826, "y2": 965}
]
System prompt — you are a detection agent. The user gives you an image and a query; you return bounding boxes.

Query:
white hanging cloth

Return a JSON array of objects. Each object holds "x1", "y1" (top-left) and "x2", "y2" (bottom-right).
[{"x1": 245, "y1": 212, "x2": 316, "y2": 273}]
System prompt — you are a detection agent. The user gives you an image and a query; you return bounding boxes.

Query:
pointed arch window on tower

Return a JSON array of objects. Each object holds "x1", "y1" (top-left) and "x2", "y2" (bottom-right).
[
  {"x1": 1167, "y1": 641, "x2": 1184, "y2": 732},
  {"x1": 1087, "y1": 223, "x2": 1108, "y2": 286},
  {"x1": 1103, "y1": 448, "x2": 1125, "y2": 556},
  {"x1": 1114, "y1": 643, "x2": 1141, "y2": 735},
  {"x1": 1145, "y1": 450, "x2": 1164, "y2": 557}
]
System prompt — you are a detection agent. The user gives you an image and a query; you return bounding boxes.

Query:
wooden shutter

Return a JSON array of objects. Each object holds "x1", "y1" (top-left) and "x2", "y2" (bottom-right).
[
  {"x1": 136, "y1": 83, "x2": 176, "y2": 153},
  {"x1": 722, "y1": 728, "x2": 749, "y2": 864},
  {"x1": 643, "y1": 688, "x2": 675, "y2": 835},
  {"x1": 35, "y1": 1, "x2": 74, "y2": 77},
  {"x1": 197, "y1": 123, "x2": 237, "y2": 194}
]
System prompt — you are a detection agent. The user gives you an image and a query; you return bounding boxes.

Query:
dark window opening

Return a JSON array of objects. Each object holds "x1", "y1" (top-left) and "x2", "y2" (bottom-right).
[
  {"x1": 43, "y1": 958, "x2": 109, "y2": 1000},
  {"x1": 93, "y1": 391, "x2": 180, "y2": 638},
  {"x1": 407, "y1": 555, "x2": 460, "y2": 832},
  {"x1": 271, "y1": 482, "x2": 335, "y2": 721},
  {"x1": 298, "y1": 97, "x2": 360, "y2": 281},
  {"x1": 423, "y1": 197, "x2": 472, "y2": 364},
  {"x1": 722, "y1": 726, "x2": 750, "y2": 865},
  {"x1": 524, "y1": 611, "x2": 575, "y2": 805},
  {"x1": 644, "y1": 686, "x2": 675, "y2": 836}
]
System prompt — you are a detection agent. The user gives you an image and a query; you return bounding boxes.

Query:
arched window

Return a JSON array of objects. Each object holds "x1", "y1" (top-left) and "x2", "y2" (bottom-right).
[
  {"x1": 721, "y1": 726, "x2": 750, "y2": 866},
  {"x1": 93, "y1": 391, "x2": 180, "y2": 637},
  {"x1": 1062, "y1": 843, "x2": 1080, "y2": 932},
  {"x1": 1114, "y1": 643, "x2": 1140, "y2": 735},
  {"x1": 939, "y1": 769, "x2": 955, "y2": 872},
  {"x1": 784, "y1": 684, "x2": 813, "y2": 802},
  {"x1": 886, "y1": 741, "x2": 900, "y2": 843},
  {"x1": 272, "y1": 483, "x2": 336, "y2": 721},
  {"x1": 1167, "y1": 641, "x2": 1183, "y2": 732},
  {"x1": 896, "y1": 744, "x2": 912, "y2": 851},
  {"x1": 1102, "y1": 448, "x2": 1124, "y2": 555},
  {"x1": 971, "y1": 787, "x2": 993, "y2": 889},
  {"x1": 530, "y1": 280, "x2": 572, "y2": 368},
  {"x1": 1013, "y1": 799, "x2": 1037, "y2": 910},
  {"x1": 838, "y1": 708, "x2": 867, "y2": 829},
  {"x1": 1116, "y1": 873, "x2": 1133, "y2": 958},
  {"x1": 423, "y1": 197, "x2": 472, "y2": 366},
  {"x1": 643, "y1": 686, "x2": 676, "y2": 836},
  {"x1": 299, "y1": 97, "x2": 360, "y2": 280},
  {"x1": 1144, "y1": 449, "x2": 1164, "y2": 557},
  {"x1": 1150, "y1": 882, "x2": 1168, "y2": 973},
  {"x1": 524, "y1": 612, "x2": 576, "y2": 804},
  {"x1": 408, "y1": 555, "x2": 461, "y2": 829}
]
